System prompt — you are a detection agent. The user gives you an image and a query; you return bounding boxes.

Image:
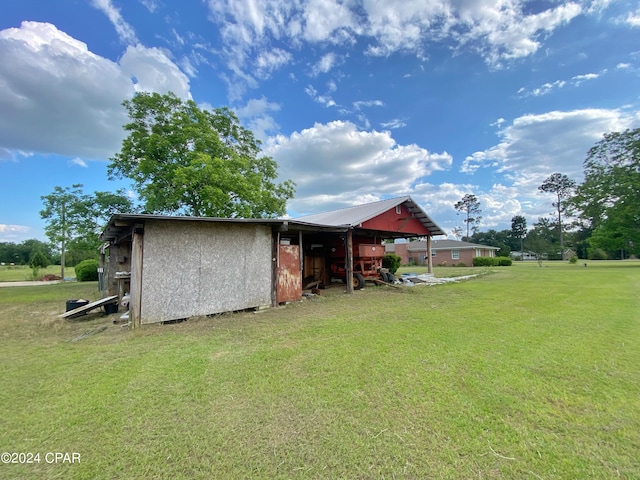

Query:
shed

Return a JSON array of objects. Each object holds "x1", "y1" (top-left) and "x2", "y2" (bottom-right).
[{"x1": 100, "y1": 196, "x2": 443, "y2": 326}]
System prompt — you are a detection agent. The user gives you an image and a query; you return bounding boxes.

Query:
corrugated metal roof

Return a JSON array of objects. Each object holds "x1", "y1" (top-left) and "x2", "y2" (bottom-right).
[
  {"x1": 295, "y1": 196, "x2": 445, "y2": 236},
  {"x1": 100, "y1": 196, "x2": 445, "y2": 241}
]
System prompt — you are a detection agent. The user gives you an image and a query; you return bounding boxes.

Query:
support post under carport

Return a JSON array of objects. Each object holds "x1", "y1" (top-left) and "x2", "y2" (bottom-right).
[
  {"x1": 427, "y1": 235, "x2": 433, "y2": 275},
  {"x1": 130, "y1": 227, "x2": 144, "y2": 328},
  {"x1": 345, "y1": 229, "x2": 354, "y2": 293}
]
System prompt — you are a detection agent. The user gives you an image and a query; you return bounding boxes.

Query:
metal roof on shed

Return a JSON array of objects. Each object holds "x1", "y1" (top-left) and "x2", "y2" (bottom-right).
[
  {"x1": 100, "y1": 196, "x2": 444, "y2": 241},
  {"x1": 295, "y1": 196, "x2": 445, "y2": 236}
]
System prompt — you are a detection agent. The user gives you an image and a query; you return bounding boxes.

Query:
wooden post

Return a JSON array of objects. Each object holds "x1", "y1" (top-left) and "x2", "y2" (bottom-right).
[
  {"x1": 271, "y1": 232, "x2": 279, "y2": 307},
  {"x1": 130, "y1": 228, "x2": 144, "y2": 328},
  {"x1": 299, "y1": 230, "x2": 304, "y2": 274},
  {"x1": 427, "y1": 235, "x2": 433, "y2": 275},
  {"x1": 345, "y1": 230, "x2": 354, "y2": 293}
]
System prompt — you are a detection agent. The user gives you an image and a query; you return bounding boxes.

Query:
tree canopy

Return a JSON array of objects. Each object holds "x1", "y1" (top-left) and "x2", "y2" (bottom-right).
[
  {"x1": 40, "y1": 185, "x2": 134, "y2": 275},
  {"x1": 108, "y1": 92, "x2": 295, "y2": 218},
  {"x1": 572, "y1": 128, "x2": 640, "y2": 257}
]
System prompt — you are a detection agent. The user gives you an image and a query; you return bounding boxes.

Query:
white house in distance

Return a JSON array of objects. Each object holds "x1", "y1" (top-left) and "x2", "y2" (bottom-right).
[{"x1": 386, "y1": 239, "x2": 500, "y2": 266}]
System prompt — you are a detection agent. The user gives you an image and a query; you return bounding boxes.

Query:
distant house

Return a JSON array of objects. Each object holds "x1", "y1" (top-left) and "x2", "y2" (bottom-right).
[
  {"x1": 510, "y1": 251, "x2": 538, "y2": 261},
  {"x1": 386, "y1": 239, "x2": 500, "y2": 266}
]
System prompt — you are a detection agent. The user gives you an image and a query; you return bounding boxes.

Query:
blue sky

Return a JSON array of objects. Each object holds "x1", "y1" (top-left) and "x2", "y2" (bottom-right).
[{"x1": 1, "y1": 0, "x2": 639, "y2": 243}]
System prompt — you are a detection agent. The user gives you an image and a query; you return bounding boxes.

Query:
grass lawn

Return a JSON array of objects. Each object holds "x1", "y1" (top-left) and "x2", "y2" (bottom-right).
[
  {"x1": 1, "y1": 261, "x2": 638, "y2": 479},
  {"x1": 0, "y1": 265, "x2": 75, "y2": 282}
]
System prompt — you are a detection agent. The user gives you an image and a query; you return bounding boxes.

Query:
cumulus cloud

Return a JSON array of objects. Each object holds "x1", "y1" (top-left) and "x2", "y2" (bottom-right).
[
  {"x1": 0, "y1": 21, "x2": 190, "y2": 159},
  {"x1": 0, "y1": 22, "x2": 133, "y2": 159},
  {"x1": 120, "y1": 45, "x2": 191, "y2": 99},
  {"x1": 264, "y1": 120, "x2": 452, "y2": 215}
]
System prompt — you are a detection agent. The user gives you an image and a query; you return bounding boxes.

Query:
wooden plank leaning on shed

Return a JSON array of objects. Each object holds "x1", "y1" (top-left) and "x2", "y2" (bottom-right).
[{"x1": 59, "y1": 296, "x2": 118, "y2": 319}]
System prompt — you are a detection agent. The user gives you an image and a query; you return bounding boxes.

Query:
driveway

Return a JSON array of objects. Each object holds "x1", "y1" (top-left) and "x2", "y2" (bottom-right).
[{"x1": 0, "y1": 280, "x2": 63, "y2": 287}]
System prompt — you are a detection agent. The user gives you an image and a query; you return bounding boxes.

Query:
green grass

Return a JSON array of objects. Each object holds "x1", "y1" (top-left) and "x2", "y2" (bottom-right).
[
  {"x1": 1, "y1": 261, "x2": 639, "y2": 479},
  {"x1": 0, "y1": 265, "x2": 76, "y2": 282}
]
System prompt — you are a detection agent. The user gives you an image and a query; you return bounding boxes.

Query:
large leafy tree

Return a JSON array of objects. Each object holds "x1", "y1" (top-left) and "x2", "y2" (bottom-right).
[
  {"x1": 454, "y1": 194, "x2": 482, "y2": 240},
  {"x1": 41, "y1": 185, "x2": 135, "y2": 276},
  {"x1": 108, "y1": 92, "x2": 295, "y2": 218},
  {"x1": 538, "y1": 173, "x2": 576, "y2": 260},
  {"x1": 40, "y1": 184, "x2": 85, "y2": 278},
  {"x1": 572, "y1": 128, "x2": 640, "y2": 258}
]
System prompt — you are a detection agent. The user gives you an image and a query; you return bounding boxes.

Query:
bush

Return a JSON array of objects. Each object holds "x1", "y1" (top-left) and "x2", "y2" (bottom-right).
[
  {"x1": 455, "y1": 262, "x2": 467, "y2": 267},
  {"x1": 29, "y1": 251, "x2": 50, "y2": 269},
  {"x1": 473, "y1": 257, "x2": 494, "y2": 267},
  {"x1": 382, "y1": 253, "x2": 402, "y2": 274},
  {"x1": 569, "y1": 256, "x2": 578, "y2": 264},
  {"x1": 496, "y1": 256, "x2": 512, "y2": 266},
  {"x1": 472, "y1": 256, "x2": 512, "y2": 267},
  {"x1": 587, "y1": 248, "x2": 608, "y2": 260},
  {"x1": 75, "y1": 259, "x2": 99, "y2": 281}
]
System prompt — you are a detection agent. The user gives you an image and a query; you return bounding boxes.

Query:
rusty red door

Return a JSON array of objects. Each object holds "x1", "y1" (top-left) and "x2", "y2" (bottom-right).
[{"x1": 277, "y1": 244, "x2": 302, "y2": 303}]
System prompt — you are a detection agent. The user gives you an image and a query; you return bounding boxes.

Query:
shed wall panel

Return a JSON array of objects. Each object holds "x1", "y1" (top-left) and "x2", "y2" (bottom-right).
[{"x1": 140, "y1": 221, "x2": 273, "y2": 324}]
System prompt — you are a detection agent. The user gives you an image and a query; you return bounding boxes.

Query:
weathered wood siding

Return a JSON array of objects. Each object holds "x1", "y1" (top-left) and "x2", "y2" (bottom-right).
[{"x1": 140, "y1": 220, "x2": 273, "y2": 324}]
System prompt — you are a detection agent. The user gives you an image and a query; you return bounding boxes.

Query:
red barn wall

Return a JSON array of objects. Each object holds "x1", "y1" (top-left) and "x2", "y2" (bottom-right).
[{"x1": 361, "y1": 203, "x2": 431, "y2": 236}]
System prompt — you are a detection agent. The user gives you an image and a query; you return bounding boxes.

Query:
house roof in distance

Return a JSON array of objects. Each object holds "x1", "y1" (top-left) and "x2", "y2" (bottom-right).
[
  {"x1": 386, "y1": 239, "x2": 501, "y2": 252},
  {"x1": 295, "y1": 196, "x2": 445, "y2": 236}
]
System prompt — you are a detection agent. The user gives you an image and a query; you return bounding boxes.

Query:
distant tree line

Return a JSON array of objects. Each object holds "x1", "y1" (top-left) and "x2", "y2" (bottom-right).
[{"x1": 0, "y1": 239, "x2": 56, "y2": 265}]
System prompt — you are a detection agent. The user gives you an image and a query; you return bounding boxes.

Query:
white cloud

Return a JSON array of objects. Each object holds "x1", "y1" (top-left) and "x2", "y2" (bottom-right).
[
  {"x1": 139, "y1": 0, "x2": 160, "y2": 13},
  {"x1": 519, "y1": 80, "x2": 567, "y2": 97},
  {"x1": 572, "y1": 72, "x2": 600, "y2": 84},
  {"x1": 304, "y1": 84, "x2": 337, "y2": 107},
  {"x1": 311, "y1": 52, "x2": 338, "y2": 76},
  {"x1": 255, "y1": 48, "x2": 292, "y2": 79},
  {"x1": 623, "y1": 8, "x2": 640, "y2": 27},
  {"x1": 120, "y1": 45, "x2": 191, "y2": 99},
  {"x1": 0, "y1": 22, "x2": 133, "y2": 159},
  {"x1": 380, "y1": 119, "x2": 407, "y2": 129},
  {"x1": 0, "y1": 21, "x2": 191, "y2": 159},
  {"x1": 0, "y1": 224, "x2": 30, "y2": 243},
  {"x1": 205, "y1": 0, "x2": 592, "y2": 96},
  {"x1": 353, "y1": 100, "x2": 384, "y2": 110},
  {"x1": 462, "y1": 108, "x2": 636, "y2": 221},
  {"x1": 70, "y1": 158, "x2": 88, "y2": 168},
  {"x1": 91, "y1": 0, "x2": 138, "y2": 44},
  {"x1": 235, "y1": 96, "x2": 281, "y2": 142},
  {"x1": 519, "y1": 68, "x2": 607, "y2": 97},
  {"x1": 264, "y1": 120, "x2": 452, "y2": 215}
]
